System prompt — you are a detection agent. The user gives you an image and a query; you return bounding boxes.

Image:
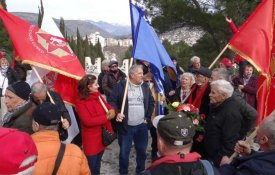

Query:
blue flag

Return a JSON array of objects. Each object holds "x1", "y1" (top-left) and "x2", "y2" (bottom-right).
[{"x1": 130, "y1": 2, "x2": 177, "y2": 95}]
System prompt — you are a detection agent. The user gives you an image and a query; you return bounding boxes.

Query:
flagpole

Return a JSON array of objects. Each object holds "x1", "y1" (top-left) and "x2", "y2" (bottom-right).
[
  {"x1": 228, "y1": 127, "x2": 258, "y2": 162},
  {"x1": 32, "y1": 66, "x2": 55, "y2": 104},
  {"x1": 120, "y1": 57, "x2": 134, "y2": 115},
  {"x1": 208, "y1": 44, "x2": 229, "y2": 69}
]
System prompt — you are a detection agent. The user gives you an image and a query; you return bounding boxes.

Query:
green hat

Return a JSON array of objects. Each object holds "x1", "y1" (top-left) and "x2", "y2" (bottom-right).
[{"x1": 153, "y1": 112, "x2": 195, "y2": 146}]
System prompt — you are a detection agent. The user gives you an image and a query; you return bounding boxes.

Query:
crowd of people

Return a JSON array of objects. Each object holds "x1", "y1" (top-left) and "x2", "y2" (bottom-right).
[{"x1": 0, "y1": 45, "x2": 274, "y2": 175}]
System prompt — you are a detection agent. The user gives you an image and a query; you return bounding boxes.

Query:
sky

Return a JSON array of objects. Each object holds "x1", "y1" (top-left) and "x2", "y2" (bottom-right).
[{"x1": 6, "y1": 0, "x2": 131, "y2": 25}]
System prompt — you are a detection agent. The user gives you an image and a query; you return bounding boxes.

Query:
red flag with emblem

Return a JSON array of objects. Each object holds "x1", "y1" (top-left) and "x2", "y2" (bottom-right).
[
  {"x1": 228, "y1": 0, "x2": 275, "y2": 123},
  {"x1": 0, "y1": 8, "x2": 85, "y2": 104}
]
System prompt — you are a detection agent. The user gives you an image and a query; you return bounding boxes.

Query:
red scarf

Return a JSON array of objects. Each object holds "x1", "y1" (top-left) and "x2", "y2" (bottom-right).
[
  {"x1": 147, "y1": 152, "x2": 201, "y2": 170},
  {"x1": 192, "y1": 83, "x2": 209, "y2": 109}
]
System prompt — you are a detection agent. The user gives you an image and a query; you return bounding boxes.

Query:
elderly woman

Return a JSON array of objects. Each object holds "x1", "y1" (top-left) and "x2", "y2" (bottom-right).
[
  {"x1": 170, "y1": 72, "x2": 196, "y2": 103},
  {"x1": 1, "y1": 81, "x2": 35, "y2": 134},
  {"x1": 75, "y1": 74, "x2": 116, "y2": 175}
]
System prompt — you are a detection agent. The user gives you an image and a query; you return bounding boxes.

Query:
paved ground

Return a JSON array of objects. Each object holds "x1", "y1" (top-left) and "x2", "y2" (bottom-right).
[{"x1": 101, "y1": 133, "x2": 152, "y2": 175}]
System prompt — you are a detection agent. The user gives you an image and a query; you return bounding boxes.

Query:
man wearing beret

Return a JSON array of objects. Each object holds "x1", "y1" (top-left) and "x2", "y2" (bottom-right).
[
  {"x1": 31, "y1": 102, "x2": 90, "y2": 175},
  {"x1": 141, "y1": 112, "x2": 219, "y2": 175},
  {"x1": 1, "y1": 81, "x2": 35, "y2": 134}
]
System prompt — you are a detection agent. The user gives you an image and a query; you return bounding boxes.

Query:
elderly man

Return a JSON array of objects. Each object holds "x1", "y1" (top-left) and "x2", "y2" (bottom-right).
[
  {"x1": 1, "y1": 81, "x2": 35, "y2": 134},
  {"x1": 220, "y1": 112, "x2": 275, "y2": 174},
  {"x1": 0, "y1": 128, "x2": 38, "y2": 175},
  {"x1": 31, "y1": 82, "x2": 70, "y2": 140},
  {"x1": 210, "y1": 68, "x2": 257, "y2": 138},
  {"x1": 31, "y1": 102, "x2": 90, "y2": 175},
  {"x1": 142, "y1": 112, "x2": 219, "y2": 175},
  {"x1": 109, "y1": 64, "x2": 155, "y2": 175},
  {"x1": 204, "y1": 80, "x2": 243, "y2": 167},
  {"x1": 186, "y1": 56, "x2": 202, "y2": 74}
]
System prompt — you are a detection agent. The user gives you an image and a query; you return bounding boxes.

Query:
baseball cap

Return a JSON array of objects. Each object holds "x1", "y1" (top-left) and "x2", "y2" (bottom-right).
[
  {"x1": 32, "y1": 102, "x2": 61, "y2": 126},
  {"x1": 220, "y1": 58, "x2": 232, "y2": 68},
  {"x1": 153, "y1": 112, "x2": 195, "y2": 146},
  {"x1": 0, "y1": 128, "x2": 37, "y2": 174}
]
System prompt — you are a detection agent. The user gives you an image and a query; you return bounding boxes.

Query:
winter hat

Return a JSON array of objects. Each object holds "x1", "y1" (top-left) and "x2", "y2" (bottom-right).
[
  {"x1": 6, "y1": 81, "x2": 31, "y2": 100},
  {"x1": 153, "y1": 112, "x2": 195, "y2": 146},
  {"x1": 32, "y1": 102, "x2": 61, "y2": 126},
  {"x1": 220, "y1": 58, "x2": 232, "y2": 68},
  {"x1": 108, "y1": 60, "x2": 118, "y2": 67},
  {"x1": 0, "y1": 128, "x2": 38, "y2": 174}
]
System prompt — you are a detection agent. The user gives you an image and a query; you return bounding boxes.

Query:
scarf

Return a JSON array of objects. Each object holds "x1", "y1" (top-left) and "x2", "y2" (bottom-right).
[{"x1": 0, "y1": 100, "x2": 30, "y2": 126}]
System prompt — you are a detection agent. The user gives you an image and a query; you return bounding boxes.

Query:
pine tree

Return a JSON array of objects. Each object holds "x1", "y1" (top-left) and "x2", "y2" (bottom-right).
[
  {"x1": 83, "y1": 35, "x2": 91, "y2": 57},
  {"x1": 37, "y1": 0, "x2": 44, "y2": 28},
  {"x1": 76, "y1": 28, "x2": 85, "y2": 66},
  {"x1": 59, "y1": 17, "x2": 65, "y2": 36},
  {"x1": 0, "y1": 0, "x2": 13, "y2": 60},
  {"x1": 0, "y1": 0, "x2": 7, "y2": 10},
  {"x1": 95, "y1": 38, "x2": 104, "y2": 59}
]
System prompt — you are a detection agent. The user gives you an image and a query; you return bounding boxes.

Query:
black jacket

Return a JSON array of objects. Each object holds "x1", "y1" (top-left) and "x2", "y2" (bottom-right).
[
  {"x1": 204, "y1": 97, "x2": 243, "y2": 166},
  {"x1": 220, "y1": 150, "x2": 275, "y2": 175},
  {"x1": 108, "y1": 79, "x2": 155, "y2": 135}
]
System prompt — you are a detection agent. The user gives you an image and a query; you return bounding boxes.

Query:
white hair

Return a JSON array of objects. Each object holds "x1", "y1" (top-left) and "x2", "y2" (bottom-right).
[
  {"x1": 129, "y1": 64, "x2": 143, "y2": 75},
  {"x1": 261, "y1": 112, "x2": 275, "y2": 146},
  {"x1": 211, "y1": 80, "x2": 233, "y2": 98},
  {"x1": 180, "y1": 72, "x2": 195, "y2": 85},
  {"x1": 212, "y1": 68, "x2": 230, "y2": 81},
  {"x1": 190, "y1": 56, "x2": 200, "y2": 63}
]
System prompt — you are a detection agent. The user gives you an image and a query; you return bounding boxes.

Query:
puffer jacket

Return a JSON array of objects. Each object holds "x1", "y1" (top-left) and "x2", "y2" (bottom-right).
[{"x1": 32, "y1": 130, "x2": 90, "y2": 175}]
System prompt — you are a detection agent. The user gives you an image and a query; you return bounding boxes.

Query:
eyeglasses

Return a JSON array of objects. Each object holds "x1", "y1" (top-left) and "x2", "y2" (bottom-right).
[{"x1": 145, "y1": 80, "x2": 153, "y2": 83}]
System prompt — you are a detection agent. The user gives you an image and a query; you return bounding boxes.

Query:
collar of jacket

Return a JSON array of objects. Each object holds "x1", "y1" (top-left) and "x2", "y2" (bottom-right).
[
  {"x1": 147, "y1": 152, "x2": 201, "y2": 170},
  {"x1": 32, "y1": 130, "x2": 60, "y2": 143}
]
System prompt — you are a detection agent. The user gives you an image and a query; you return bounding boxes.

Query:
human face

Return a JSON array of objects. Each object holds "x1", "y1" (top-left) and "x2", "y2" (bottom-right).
[
  {"x1": 192, "y1": 60, "x2": 200, "y2": 69},
  {"x1": 219, "y1": 62, "x2": 226, "y2": 68},
  {"x1": 172, "y1": 60, "x2": 177, "y2": 66},
  {"x1": 88, "y1": 79, "x2": 99, "y2": 93},
  {"x1": 243, "y1": 66, "x2": 253, "y2": 78},
  {"x1": 130, "y1": 67, "x2": 143, "y2": 85},
  {"x1": 110, "y1": 64, "x2": 118, "y2": 72},
  {"x1": 209, "y1": 84, "x2": 226, "y2": 105},
  {"x1": 181, "y1": 76, "x2": 192, "y2": 89},
  {"x1": 143, "y1": 77, "x2": 153, "y2": 88},
  {"x1": 210, "y1": 71, "x2": 220, "y2": 82},
  {"x1": 4, "y1": 89, "x2": 24, "y2": 112},
  {"x1": 32, "y1": 91, "x2": 47, "y2": 105},
  {"x1": 195, "y1": 74, "x2": 207, "y2": 86},
  {"x1": 0, "y1": 59, "x2": 8, "y2": 69}
]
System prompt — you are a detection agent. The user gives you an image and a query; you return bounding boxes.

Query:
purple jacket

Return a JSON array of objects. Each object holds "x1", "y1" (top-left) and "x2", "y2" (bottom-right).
[{"x1": 232, "y1": 75, "x2": 257, "y2": 109}]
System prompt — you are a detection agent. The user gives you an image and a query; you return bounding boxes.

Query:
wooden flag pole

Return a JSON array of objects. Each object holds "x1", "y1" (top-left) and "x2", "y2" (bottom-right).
[
  {"x1": 32, "y1": 66, "x2": 55, "y2": 104},
  {"x1": 228, "y1": 127, "x2": 258, "y2": 162},
  {"x1": 208, "y1": 44, "x2": 229, "y2": 69},
  {"x1": 120, "y1": 57, "x2": 134, "y2": 115},
  {"x1": 98, "y1": 96, "x2": 108, "y2": 113}
]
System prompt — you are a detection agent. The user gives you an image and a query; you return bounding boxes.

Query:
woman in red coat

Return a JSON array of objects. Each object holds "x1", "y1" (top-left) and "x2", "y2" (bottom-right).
[{"x1": 76, "y1": 75, "x2": 116, "y2": 175}]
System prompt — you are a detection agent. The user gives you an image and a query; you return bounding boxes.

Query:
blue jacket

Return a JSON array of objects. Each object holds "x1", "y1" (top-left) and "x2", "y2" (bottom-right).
[
  {"x1": 108, "y1": 79, "x2": 155, "y2": 135},
  {"x1": 220, "y1": 150, "x2": 275, "y2": 175}
]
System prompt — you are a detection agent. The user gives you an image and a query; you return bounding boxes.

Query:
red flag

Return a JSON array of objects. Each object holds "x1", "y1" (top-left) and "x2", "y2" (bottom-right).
[
  {"x1": 0, "y1": 9, "x2": 85, "y2": 104},
  {"x1": 228, "y1": 0, "x2": 275, "y2": 122},
  {"x1": 0, "y1": 9, "x2": 85, "y2": 80}
]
